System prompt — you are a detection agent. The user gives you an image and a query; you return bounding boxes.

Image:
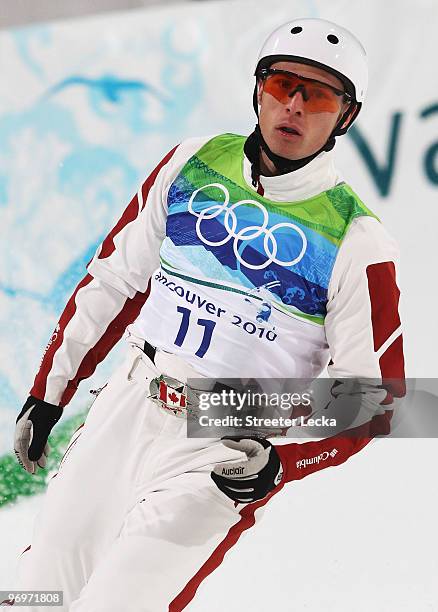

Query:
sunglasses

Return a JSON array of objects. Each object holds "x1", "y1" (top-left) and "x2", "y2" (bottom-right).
[{"x1": 259, "y1": 68, "x2": 351, "y2": 114}]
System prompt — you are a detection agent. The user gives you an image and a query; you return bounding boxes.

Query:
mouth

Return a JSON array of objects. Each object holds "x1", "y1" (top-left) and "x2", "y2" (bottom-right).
[{"x1": 277, "y1": 125, "x2": 302, "y2": 138}]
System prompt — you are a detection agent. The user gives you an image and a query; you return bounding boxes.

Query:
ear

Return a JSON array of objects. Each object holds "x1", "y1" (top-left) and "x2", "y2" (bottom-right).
[{"x1": 257, "y1": 79, "x2": 264, "y2": 107}]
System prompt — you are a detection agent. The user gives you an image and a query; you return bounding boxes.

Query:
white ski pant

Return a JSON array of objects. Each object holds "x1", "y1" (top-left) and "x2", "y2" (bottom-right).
[{"x1": 15, "y1": 345, "x2": 272, "y2": 611}]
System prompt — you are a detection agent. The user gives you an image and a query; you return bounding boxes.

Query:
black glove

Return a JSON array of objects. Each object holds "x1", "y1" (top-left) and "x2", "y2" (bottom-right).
[
  {"x1": 211, "y1": 436, "x2": 283, "y2": 503},
  {"x1": 14, "y1": 396, "x2": 63, "y2": 474}
]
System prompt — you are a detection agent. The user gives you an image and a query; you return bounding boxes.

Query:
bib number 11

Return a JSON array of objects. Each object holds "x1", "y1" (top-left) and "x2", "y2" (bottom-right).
[{"x1": 174, "y1": 306, "x2": 216, "y2": 358}]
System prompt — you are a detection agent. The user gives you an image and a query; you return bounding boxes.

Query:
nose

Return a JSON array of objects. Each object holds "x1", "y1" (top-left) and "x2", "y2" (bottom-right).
[{"x1": 285, "y1": 88, "x2": 305, "y2": 114}]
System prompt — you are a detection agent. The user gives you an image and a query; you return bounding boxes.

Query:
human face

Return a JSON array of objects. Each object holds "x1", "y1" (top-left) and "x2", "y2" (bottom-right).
[{"x1": 257, "y1": 61, "x2": 353, "y2": 172}]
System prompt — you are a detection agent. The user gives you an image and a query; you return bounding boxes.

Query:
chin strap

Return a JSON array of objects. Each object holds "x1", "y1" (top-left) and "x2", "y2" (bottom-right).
[
  {"x1": 244, "y1": 125, "x2": 333, "y2": 186},
  {"x1": 246, "y1": 98, "x2": 358, "y2": 184}
]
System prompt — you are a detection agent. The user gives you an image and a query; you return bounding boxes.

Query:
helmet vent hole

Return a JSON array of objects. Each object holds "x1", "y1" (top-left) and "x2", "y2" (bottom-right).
[
  {"x1": 327, "y1": 34, "x2": 339, "y2": 44},
  {"x1": 290, "y1": 26, "x2": 303, "y2": 34}
]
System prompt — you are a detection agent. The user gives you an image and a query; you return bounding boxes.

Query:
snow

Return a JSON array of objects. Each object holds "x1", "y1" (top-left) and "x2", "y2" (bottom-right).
[{"x1": 1, "y1": 440, "x2": 437, "y2": 610}]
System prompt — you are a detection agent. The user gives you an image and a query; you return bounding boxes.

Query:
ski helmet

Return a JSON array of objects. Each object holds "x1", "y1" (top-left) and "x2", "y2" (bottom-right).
[
  {"x1": 245, "y1": 18, "x2": 368, "y2": 180},
  {"x1": 254, "y1": 18, "x2": 368, "y2": 135}
]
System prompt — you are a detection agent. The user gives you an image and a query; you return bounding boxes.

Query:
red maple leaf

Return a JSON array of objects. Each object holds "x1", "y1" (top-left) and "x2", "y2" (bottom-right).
[{"x1": 168, "y1": 391, "x2": 179, "y2": 404}]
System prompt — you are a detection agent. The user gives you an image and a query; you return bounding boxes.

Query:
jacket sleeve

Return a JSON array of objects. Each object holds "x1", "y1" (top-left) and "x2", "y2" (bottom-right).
[
  {"x1": 275, "y1": 215, "x2": 406, "y2": 483},
  {"x1": 30, "y1": 137, "x2": 210, "y2": 407}
]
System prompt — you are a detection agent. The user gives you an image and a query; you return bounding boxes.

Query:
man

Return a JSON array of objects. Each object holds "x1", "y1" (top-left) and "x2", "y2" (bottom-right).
[{"x1": 11, "y1": 18, "x2": 405, "y2": 611}]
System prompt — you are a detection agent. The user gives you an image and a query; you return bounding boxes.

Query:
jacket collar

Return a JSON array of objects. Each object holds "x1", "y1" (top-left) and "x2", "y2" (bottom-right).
[{"x1": 242, "y1": 149, "x2": 341, "y2": 202}]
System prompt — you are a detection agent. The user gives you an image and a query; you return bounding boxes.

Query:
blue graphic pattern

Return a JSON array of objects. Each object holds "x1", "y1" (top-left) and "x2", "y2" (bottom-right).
[
  {"x1": 166, "y1": 173, "x2": 336, "y2": 317},
  {"x1": 0, "y1": 18, "x2": 204, "y2": 438}
]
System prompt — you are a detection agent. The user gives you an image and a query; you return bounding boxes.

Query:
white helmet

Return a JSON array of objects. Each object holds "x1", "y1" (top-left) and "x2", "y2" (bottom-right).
[{"x1": 255, "y1": 18, "x2": 368, "y2": 104}]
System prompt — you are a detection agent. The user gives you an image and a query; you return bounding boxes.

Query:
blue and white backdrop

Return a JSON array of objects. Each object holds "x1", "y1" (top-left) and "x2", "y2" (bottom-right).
[{"x1": 0, "y1": 0, "x2": 437, "y2": 609}]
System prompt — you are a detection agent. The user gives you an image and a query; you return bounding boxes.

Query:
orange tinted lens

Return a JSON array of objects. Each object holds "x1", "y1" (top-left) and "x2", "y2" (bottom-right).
[
  {"x1": 263, "y1": 74, "x2": 299, "y2": 104},
  {"x1": 264, "y1": 74, "x2": 341, "y2": 113},
  {"x1": 305, "y1": 83, "x2": 340, "y2": 113}
]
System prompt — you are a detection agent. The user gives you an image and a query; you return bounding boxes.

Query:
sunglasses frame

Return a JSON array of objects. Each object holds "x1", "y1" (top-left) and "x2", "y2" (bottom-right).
[{"x1": 258, "y1": 68, "x2": 352, "y2": 105}]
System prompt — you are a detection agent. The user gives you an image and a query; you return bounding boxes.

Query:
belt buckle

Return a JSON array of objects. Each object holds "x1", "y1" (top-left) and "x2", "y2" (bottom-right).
[{"x1": 148, "y1": 374, "x2": 198, "y2": 418}]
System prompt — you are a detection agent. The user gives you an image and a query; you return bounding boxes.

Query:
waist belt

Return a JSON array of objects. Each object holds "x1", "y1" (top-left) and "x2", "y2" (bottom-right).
[
  {"x1": 141, "y1": 340, "x2": 236, "y2": 396},
  {"x1": 141, "y1": 340, "x2": 202, "y2": 419},
  {"x1": 142, "y1": 340, "x2": 157, "y2": 365},
  {"x1": 140, "y1": 341, "x2": 285, "y2": 437}
]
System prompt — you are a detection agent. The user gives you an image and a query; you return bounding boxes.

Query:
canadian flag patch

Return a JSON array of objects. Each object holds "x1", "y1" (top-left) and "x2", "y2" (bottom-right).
[
  {"x1": 148, "y1": 374, "x2": 197, "y2": 417},
  {"x1": 159, "y1": 380, "x2": 187, "y2": 411}
]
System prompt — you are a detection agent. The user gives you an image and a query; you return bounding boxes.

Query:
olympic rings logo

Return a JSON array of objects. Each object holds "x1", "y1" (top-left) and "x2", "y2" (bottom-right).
[{"x1": 188, "y1": 183, "x2": 307, "y2": 270}]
